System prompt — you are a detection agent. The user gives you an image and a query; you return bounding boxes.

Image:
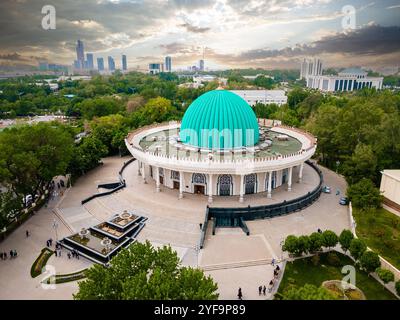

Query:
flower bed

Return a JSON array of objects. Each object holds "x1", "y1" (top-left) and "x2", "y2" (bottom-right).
[{"x1": 30, "y1": 248, "x2": 54, "y2": 278}]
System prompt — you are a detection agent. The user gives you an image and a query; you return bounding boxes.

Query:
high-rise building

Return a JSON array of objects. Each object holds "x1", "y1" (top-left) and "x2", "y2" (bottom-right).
[
  {"x1": 108, "y1": 56, "x2": 115, "y2": 71},
  {"x1": 76, "y1": 40, "x2": 85, "y2": 70},
  {"x1": 199, "y1": 59, "x2": 204, "y2": 71},
  {"x1": 97, "y1": 57, "x2": 104, "y2": 72},
  {"x1": 122, "y1": 55, "x2": 127, "y2": 71},
  {"x1": 165, "y1": 56, "x2": 172, "y2": 72},
  {"x1": 148, "y1": 63, "x2": 164, "y2": 74},
  {"x1": 86, "y1": 53, "x2": 94, "y2": 70},
  {"x1": 300, "y1": 57, "x2": 323, "y2": 79}
]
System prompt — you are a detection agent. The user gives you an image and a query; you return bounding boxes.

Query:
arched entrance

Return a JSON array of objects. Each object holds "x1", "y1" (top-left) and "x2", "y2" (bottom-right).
[
  {"x1": 218, "y1": 174, "x2": 232, "y2": 196},
  {"x1": 171, "y1": 170, "x2": 180, "y2": 190},
  {"x1": 192, "y1": 173, "x2": 206, "y2": 195},
  {"x1": 244, "y1": 173, "x2": 257, "y2": 194}
]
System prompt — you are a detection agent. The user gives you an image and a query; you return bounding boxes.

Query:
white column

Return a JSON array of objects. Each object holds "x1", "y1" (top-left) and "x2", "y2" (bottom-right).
[
  {"x1": 208, "y1": 174, "x2": 213, "y2": 203},
  {"x1": 179, "y1": 171, "x2": 184, "y2": 199},
  {"x1": 267, "y1": 171, "x2": 272, "y2": 198},
  {"x1": 155, "y1": 167, "x2": 160, "y2": 192},
  {"x1": 239, "y1": 174, "x2": 244, "y2": 203},
  {"x1": 299, "y1": 162, "x2": 304, "y2": 183},
  {"x1": 142, "y1": 163, "x2": 147, "y2": 183},
  {"x1": 288, "y1": 167, "x2": 293, "y2": 191}
]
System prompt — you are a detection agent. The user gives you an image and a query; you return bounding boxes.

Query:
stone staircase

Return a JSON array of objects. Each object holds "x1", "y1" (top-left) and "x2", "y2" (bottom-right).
[{"x1": 201, "y1": 258, "x2": 272, "y2": 272}]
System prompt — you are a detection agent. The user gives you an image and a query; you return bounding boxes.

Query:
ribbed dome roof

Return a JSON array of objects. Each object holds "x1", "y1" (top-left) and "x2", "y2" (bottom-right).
[{"x1": 179, "y1": 90, "x2": 259, "y2": 149}]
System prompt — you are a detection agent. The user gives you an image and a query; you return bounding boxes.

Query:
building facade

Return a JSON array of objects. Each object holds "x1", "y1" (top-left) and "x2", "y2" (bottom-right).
[
  {"x1": 149, "y1": 63, "x2": 164, "y2": 74},
  {"x1": 230, "y1": 90, "x2": 287, "y2": 106},
  {"x1": 165, "y1": 56, "x2": 172, "y2": 72},
  {"x1": 125, "y1": 90, "x2": 316, "y2": 203},
  {"x1": 122, "y1": 55, "x2": 127, "y2": 71},
  {"x1": 76, "y1": 40, "x2": 85, "y2": 70},
  {"x1": 380, "y1": 170, "x2": 400, "y2": 211},
  {"x1": 108, "y1": 56, "x2": 116, "y2": 71},
  {"x1": 97, "y1": 57, "x2": 104, "y2": 71}
]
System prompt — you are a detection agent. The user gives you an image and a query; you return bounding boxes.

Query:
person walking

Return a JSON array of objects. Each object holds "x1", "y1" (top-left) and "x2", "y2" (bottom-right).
[
  {"x1": 237, "y1": 288, "x2": 243, "y2": 300},
  {"x1": 67, "y1": 252, "x2": 71, "y2": 259},
  {"x1": 268, "y1": 280, "x2": 274, "y2": 293},
  {"x1": 271, "y1": 258, "x2": 275, "y2": 266},
  {"x1": 13, "y1": 250, "x2": 17, "y2": 258},
  {"x1": 9, "y1": 250, "x2": 13, "y2": 259},
  {"x1": 26, "y1": 230, "x2": 30, "y2": 237},
  {"x1": 263, "y1": 285, "x2": 266, "y2": 295},
  {"x1": 258, "y1": 285, "x2": 262, "y2": 295}
]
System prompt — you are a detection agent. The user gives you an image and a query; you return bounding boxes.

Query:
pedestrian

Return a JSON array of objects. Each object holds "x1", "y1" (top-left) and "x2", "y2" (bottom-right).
[
  {"x1": 13, "y1": 250, "x2": 17, "y2": 258},
  {"x1": 49, "y1": 238, "x2": 53, "y2": 246},
  {"x1": 276, "y1": 265, "x2": 280, "y2": 271},
  {"x1": 3, "y1": 252, "x2": 7, "y2": 259},
  {"x1": 67, "y1": 253, "x2": 71, "y2": 259},
  {"x1": 268, "y1": 280, "x2": 274, "y2": 293},
  {"x1": 10, "y1": 250, "x2": 13, "y2": 259},
  {"x1": 26, "y1": 230, "x2": 30, "y2": 237},
  {"x1": 76, "y1": 252, "x2": 79, "y2": 260},
  {"x1": 0, "y1": 252, "x2": 3, "y2": 260},
  {"x1": 55, "y1": 250, "x2": 58, "y2": 257},
  {"x1": 237, "y1": 288, "x2": 243, "y2": 300},
  {"x1": 258, "y1": 285, "x2": 262, "y2": 295},
  {"x1": 58, "y1": 250, "x2": 61, "y2": 257},
  {"x1": 271, "y1": 258, "x2": 275, "y2": 266},
  {"x1": 317, "y1": 228, "x2": 322, "y2": 233},
  {"x1": 263, "y1": 285, "x2": 266, "y2": 295},
  {"x1": 57, "y1": 183, "x2": 60, "y2": 189}
]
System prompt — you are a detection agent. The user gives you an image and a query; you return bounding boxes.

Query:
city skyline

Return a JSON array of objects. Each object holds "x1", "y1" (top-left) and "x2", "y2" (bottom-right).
[{"x1": 0, "y1": 1, "x2": 399, "y2": 72}]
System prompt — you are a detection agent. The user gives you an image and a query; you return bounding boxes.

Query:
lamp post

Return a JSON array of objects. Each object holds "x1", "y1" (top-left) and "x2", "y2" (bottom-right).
[{"x1": 52, "y1": 219, "x2": 59, "y2": 241}]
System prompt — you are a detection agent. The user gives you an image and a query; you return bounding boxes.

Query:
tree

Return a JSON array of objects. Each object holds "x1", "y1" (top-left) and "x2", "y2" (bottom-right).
[
  {"x1": 321, "y1": 230, "x2": 338, "y2": 249},
  {"x1": 297, "y1": 235, "x2": 311, "y2": 255},
  {"x1": 376, "y1": 268, "x2": 394, "y2": 286},
  {"x1": 339, "y1": 229, "x2": 354, "y2": 253},
  {"x1": 282, "y1": 284, "x2": 336, "y2": 300},
  {"x1": 349, "y1": 238, "x2": 367, "y2": 261},
  {"x1": 342, "y1": 143, "x2": 377, "y2": 185},
  {"x1": 347, "y1": 178, "x2": 383, "y2": 209},
  {"x1": 74, "y1": 241, "x2": 218, "y2": 300},
  {"x1": 287, "y1": 88, "x2": 309, "y2": 109},
  {"x1": 309, "y1": 232, "x2": 323, "y2": 253},
  {"x1": 360, "y1": 251, "x2": 381, "y2": 274},
  {"x1": 282, "y1": 235, "x2": 299, "y2": 256},
  {"x1": 0, "y1": 123, "x2": 74, "y2": 201},
  {"x1": 0, "y1": 191, "x2": 22, "y2": 229},
  {"x1": 254, "y1": 75, "x2": 274, "y2": 89}
]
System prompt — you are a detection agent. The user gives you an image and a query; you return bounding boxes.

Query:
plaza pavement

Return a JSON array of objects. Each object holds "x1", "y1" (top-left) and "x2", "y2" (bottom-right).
[{"x1": 0, "y1": 156, "x2": 350, "y2": 300}]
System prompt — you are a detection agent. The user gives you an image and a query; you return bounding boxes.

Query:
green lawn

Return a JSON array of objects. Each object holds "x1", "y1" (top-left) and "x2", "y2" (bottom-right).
[
  {"x1": 276, "y1": 252, "x2": 397, "y2": 300},
  {"x1": 353, "y1": 207, "x2": 400, "y2": 270}
]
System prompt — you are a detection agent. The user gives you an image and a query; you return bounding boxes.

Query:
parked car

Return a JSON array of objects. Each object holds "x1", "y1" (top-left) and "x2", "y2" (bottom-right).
[
  {"x1": 339, "y1": 197, "x2": 349, "y2": 205},
  {"x1": 322, "y1": 186, "x2": 331, "y2": 193}
]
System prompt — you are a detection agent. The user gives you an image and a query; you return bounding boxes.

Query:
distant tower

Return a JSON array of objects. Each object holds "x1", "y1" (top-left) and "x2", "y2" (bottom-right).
[
  {"x1": 108, "y1": 56, "x2": 115, "y2": 71},
  {"x1": 199, "y1": 59, "x2": 204, "y2": 71},
  {"x1": 86, "y1": 53, "x2": 94, "y2": 70},
  {"x1": 97, "y1": 57, "x2": 104, "y2": 72},
  {"x1": 165, "y1": 56, "x2": 172, "y2": 72},
  {"x1": 122, "y1": 54, "x2": 127, "y2": 71},
  {"x1": 76, "y1": 40, "x2": 85, "y2": 70}
]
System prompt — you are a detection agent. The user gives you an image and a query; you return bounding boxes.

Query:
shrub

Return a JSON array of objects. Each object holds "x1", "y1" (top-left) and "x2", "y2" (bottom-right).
[
  {"x1": 283, "y1": 284, "x2": 336, "y2": 300},
  {"x1": 349, "y1": 238, "x2": 367, "y2": 261},
  {"x1": 396, "y1": 280, "x2": 400, "y2": 296},
  {"x1": 311, "y1": 254, "x2": 320, "y2": 266},
  {"x1": 347, "y1": 178, "x2": 383, "y2": 209},
  {"x1": 321, "y1": 230, "x2": 338, "y2": 249},
  {"x1": 339, "y1": 229, "x2": 354, "y2": 253},
  {"x1": 327, "y1": 252, "x2": 341, "y2": 267},
  {"x1": 360, "y1": 251, "x2": 381, "y2": 274},
  {"x1": 31, "y1": 248, "x2": 54, "y2": 278},
  {"x1": 376, "y1": 268, "x2": 394, "y2": 285},
  {"x1": 283, "y1": 235, "x2": 300, "y2": 256},
  {"x1": 309, "y1": 232, "x2": 323, "y2": 253}
]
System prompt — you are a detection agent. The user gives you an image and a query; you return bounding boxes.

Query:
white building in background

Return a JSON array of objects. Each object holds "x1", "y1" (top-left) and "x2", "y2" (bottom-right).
[
  {"x1": 380, "y1": 170, "x2": 400, "y2": 211},
  {"x1": 301, "y1": 58, "x2": 383, "y2": 92},
  {"x1": 230, "y1": 90, "x2": 287, "y2": 106}
]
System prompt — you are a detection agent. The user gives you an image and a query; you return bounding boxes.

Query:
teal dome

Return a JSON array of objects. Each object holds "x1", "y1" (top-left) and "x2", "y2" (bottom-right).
[{"x1": 179, "y1": 90, "x2": 259, "y2": 149}]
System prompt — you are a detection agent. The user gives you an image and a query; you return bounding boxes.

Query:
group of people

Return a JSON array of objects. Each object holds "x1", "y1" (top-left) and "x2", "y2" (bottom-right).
[
  {"x1": 67, "y1": 249, "x2": 80, "y2": 260},
  {"x1": 0, "y1": 249, "x2": 18, "y2": 260}
]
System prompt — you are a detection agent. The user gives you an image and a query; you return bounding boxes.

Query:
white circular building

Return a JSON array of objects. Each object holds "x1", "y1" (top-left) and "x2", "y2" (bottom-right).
[{"x1": 125, "y1": 90, "x2": 317, "y2": 203}]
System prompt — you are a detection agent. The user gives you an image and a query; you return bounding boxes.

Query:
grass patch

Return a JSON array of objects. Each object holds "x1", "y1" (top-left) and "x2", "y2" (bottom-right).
[
  {"x1": 276, "y1": 251, "x2": 397, "y2": 300},
  {"x1": 30, "y1": 248, "x2": 54, "y2": 278},
  {"x1": 353, "y1": 207, "x2": 400, "y2": 269}
]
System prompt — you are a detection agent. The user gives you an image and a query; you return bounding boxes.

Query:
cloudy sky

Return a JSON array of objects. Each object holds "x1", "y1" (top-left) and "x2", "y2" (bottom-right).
[{"x1": 0, "y1": 0, "x2": 399, "y2": 71}]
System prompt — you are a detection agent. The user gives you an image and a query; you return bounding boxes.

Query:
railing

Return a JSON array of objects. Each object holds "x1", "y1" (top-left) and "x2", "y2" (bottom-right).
[
  {"x1": 199, "y1": 206, "x2": 210, "y2": 249},
  {"x1": 202, "y1": 160, "x2": 323, "y2": 229},
  {"x1": 81, "y1": 157, "x2": 136, "y2": 205}
]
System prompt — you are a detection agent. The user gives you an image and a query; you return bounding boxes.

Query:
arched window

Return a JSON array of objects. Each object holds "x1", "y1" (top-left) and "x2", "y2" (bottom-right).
[
  {"x1": 192, "y1": 173, "x2": 206, "y2": 184},
  {"x1": 218, "y1": 174, "x2": 232, "y2": 196},
  {"x1": 244, "y1": 173, "x2": 257, "y2": 194},
  {"x1": 171, "y1": 170, "x2": 180, "y2": 181}
]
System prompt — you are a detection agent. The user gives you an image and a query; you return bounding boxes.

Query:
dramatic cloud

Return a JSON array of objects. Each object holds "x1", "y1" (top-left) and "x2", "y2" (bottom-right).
[{"x1": 0, "y1": 0, "x2": 399, "y2": 70}]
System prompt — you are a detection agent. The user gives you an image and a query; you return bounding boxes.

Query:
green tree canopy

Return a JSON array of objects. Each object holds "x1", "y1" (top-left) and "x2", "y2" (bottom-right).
[
  {"x1": 74, "y1": 241, "x2": 218, "y2": 300},
  {"x1": 339, "y1": 229, "x2": 354, "y2": 253},
  {"x1": 347, "y1": 178, "x2": 383, "y2": 209},
  {"x1": 349, "y1": 238, "x2": 367, "y2": 261},
  {"x1": 360, "y1": 251, "x2": 381, "y2": 274},
  {"x1": 321, "y1": 230, "x2": 338, "y2": 249},
  {"x1": 376, "y1": 268, "x2": 394, "y2": 285}
]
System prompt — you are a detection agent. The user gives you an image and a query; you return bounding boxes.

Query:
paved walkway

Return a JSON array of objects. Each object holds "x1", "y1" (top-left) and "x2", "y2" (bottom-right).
[{"x1": 0, "y1": 156, "x2": 350, "y2": 300}]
